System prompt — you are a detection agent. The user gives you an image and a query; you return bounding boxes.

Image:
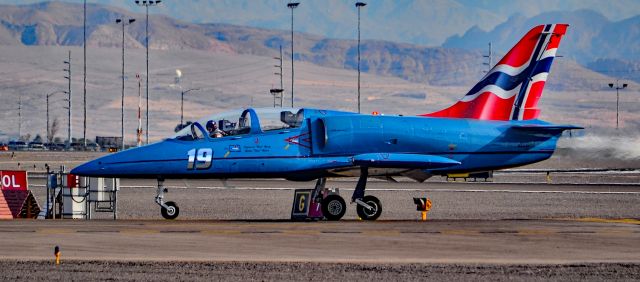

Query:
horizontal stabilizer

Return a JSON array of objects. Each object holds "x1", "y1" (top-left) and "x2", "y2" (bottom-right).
[
  {"x1": 510, "y1": 124, "x2": 583, "y2": 132},
  {"x1": 353, "y1": 153, "x2": 460, "y2": 169}
]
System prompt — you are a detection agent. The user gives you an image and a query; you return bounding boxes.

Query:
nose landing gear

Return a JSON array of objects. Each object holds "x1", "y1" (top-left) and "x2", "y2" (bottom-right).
[{"x1": 156, "y1": 178, "x2": 180, "y2": 220}]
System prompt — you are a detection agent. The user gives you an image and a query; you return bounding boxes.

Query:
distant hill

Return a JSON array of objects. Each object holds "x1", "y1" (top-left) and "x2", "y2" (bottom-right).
[
  {"x1": 443, "y1": 9, "x2": 640, "y2": 65},
  {"x1": 0, "y1": 1, "x2": 620, "y2": 90}
]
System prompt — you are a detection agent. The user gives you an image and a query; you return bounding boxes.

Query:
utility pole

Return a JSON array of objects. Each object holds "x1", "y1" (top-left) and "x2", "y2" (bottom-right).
[
  {"x1": 83, "y1": 0, "x2": 87, "y2": 148},
  {"x1": 116, "y1": 18, "x2": 136, "y2": 151},
  {"x1": 483, "y1": 42, "x2": 493, "y2": 73},
  {"x1": 17, "y1": 96, "x2": 21, "y2": 140},
  {"x1": 135, "y1": 0, "x2": 162, "y2": 144},
  {"x1": 136, "y1": 73, "x2": 142, "y2": 147},
  {"x1": 356, "y1": 2, "x2": 367, "y2": 113},
  {"x1": 287, "y1": 2, "x2": 299, "y2": 108},
  {"x1": 272, "y1": 45, "x2": 284, "y2": 108},
  {"x1": 64, "y1": 51, "x2": 72, "y2": 149},
  {"x1": 608, "y1": 80, "x2": 628, "y2": 129}
]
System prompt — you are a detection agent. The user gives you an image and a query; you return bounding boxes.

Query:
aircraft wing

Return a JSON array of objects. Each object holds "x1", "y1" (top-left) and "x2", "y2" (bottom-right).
[
  {"x1": 510, "y1": 124, "x2": 583, "y2": 132},
  {"x1": 353, "y1": 153, "x2": 460, "y2": 169}
]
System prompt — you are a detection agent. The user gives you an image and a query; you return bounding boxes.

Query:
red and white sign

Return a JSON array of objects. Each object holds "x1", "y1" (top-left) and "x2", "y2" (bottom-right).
[{"x1": 0, "y1": 170, "x2": 28, "y2": 191}]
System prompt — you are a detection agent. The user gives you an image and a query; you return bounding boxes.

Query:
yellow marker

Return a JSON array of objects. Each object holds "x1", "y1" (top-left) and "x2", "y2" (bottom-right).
[
  {"x1": 224, "y1": 151, "x2": 230, "y2": 158},
  {"x1": 284, "y1": 144, "x2": 290, "y2": 150},
  {"x1": 54, "y1": 246, "x2": 60, "y2": 265}
]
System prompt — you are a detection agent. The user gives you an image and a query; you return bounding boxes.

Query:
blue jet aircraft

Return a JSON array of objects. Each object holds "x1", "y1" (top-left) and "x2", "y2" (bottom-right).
[{"x1": 72, "y1": 24, "x2": 580, "y2": 220}]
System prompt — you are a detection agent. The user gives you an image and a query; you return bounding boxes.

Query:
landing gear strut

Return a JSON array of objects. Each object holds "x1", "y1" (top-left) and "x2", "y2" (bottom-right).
[
  {"x1": 316, "y1": 166, "x2": 382, "y2": 221},
  {"x1": 352, "y1": 167, "x2": 382, "y2": 220},
  {"x1": 156, "y1": 178, "x2": 179, "y2": 220}
]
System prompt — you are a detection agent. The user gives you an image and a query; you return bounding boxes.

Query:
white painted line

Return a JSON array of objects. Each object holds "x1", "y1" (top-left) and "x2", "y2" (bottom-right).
[{"x1": 116, "y1": 186, "x2": 640, "y2": 194}]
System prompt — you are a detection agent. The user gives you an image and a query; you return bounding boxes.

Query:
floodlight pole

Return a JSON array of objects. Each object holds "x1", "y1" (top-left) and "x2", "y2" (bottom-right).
[
  {"x1": 136, "y1": 0, "x2": 162, "y2": 144},
  {"x1": 356, "y1": 2, "x2": 366, "y2": 113},
  {"x1": 609, "y1": 80, "x2": 628, "y2": 130},
  {"x1": 287, "y1": 2, "x2": 299, "y2": 108},
  {"x1": 116, "y1": 18, "x2": 136, "y2": 151}
]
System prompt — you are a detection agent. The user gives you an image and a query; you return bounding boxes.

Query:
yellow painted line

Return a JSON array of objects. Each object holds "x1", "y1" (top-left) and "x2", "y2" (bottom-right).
[
  {"x1": 577, "y1": 217, "x2": 640, "y2": 225},
  {"x1": 37, "y1": 228, "x2": 74, "y2": 234},
  {"x1": 554, "y1": 217, "x2": 640, "y2": 225},
  {"x1": 441, "y1": 229, "x2": 479, "y2": 235},
  {"x1": 516, "y1": 229, "x2": 555, "y2": 235}
]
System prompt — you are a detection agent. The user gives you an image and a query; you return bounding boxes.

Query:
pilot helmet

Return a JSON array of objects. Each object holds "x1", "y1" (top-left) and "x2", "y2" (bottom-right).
[{"x1": 206, "y1": 120, "x2": 216, "y2": 131}]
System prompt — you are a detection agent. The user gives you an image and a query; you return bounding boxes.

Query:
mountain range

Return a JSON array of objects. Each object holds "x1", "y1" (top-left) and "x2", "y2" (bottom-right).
[{"x1": 0, "y1": 1, "x2": 628, "y2": 89}]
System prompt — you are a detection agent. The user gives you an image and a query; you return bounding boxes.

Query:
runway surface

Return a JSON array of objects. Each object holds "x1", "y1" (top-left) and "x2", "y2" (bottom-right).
[
  {"x1": 2, "y1": 152, "x2": 640, "y2": 280},
  {"x1": 1, "y1": 219, "x2": 639, "y2": 263}
]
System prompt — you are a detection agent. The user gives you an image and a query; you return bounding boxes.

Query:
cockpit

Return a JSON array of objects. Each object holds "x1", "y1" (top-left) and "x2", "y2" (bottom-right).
[{"x1": 171, "y1": 108, "x2": 304, "y2": 141}]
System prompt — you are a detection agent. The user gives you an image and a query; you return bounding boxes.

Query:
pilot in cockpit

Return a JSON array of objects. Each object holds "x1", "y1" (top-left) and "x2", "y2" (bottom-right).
[{"x1": 206, "y1": 120, "x2": 227, "y2": 138}]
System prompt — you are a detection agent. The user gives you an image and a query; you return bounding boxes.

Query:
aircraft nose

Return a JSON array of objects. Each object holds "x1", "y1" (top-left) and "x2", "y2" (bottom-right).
[{"x1": 70, "y1": 159, "x2": 102, "y2": 176}]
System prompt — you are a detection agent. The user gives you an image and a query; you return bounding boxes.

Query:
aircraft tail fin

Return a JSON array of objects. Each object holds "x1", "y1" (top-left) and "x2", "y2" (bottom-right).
[{"x1": 421, "y1": 24, "x2": 569, "y2": 121}]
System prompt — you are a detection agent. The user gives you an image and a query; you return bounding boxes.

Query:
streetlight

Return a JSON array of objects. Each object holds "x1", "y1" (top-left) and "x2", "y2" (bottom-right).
[
  {"x1": 83, "y1": 0, "x2": 87, "y2": 148},
  {"x1": 287, "y1": 2, "x2": 299, "y2": 108},
  {"x1": 116, "y1": 18, "x2": 136, "y2": 150},
  {"x1": 46, "y1": 91, "x2": 66, "y2": 143},
  {"x1": 180, "y1": 88, "x2": 200, "y2": 129},
  {"x1": 135, "y1": 0, "x2": 162, "y2": 144},
  {"x1": 355, "y1": 1, "x2": 366, "y2": 113},
  {"x1": 608, "y1": 80, "x2": 628, "y2": 129}
]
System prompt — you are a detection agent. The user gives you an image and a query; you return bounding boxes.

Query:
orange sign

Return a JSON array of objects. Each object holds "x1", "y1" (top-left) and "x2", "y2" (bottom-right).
[{"x1": 0, "y1": 171, "x2": 28, "y2": 191}]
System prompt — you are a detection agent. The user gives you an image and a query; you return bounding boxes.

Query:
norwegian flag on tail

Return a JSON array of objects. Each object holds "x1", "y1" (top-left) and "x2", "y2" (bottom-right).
[{"x1": 421, "y1": 24, "x2": 569, "y2": 121}]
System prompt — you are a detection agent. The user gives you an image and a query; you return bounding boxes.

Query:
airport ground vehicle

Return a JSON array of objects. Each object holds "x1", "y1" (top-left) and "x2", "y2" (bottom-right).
[
  {"x1": 8, "y1": 141, "x2": 28, "y2": 151},
  {"x1": 73, "y1": 24, "x2": 578, "y2": 220}
]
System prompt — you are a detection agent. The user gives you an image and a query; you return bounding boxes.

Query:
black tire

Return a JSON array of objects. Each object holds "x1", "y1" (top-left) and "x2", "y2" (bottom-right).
[
  {"x1": 321, "y1": 195, "x2": 346, "y2": 221},
  {"x1": 161, "y1": 201, "x2": 180, "y2": 220},
  {"x1": 356, "y1": 195, "x2": 382, "y2": 220}
]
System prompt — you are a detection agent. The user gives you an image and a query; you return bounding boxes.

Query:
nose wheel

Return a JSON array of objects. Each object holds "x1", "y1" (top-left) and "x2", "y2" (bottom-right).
[
  {"x1": 155, "y1": 178, "x2": 180, "y2": 220},
  {"x1": 161, "y1": 201, "x2": 180, "y2": 220}
]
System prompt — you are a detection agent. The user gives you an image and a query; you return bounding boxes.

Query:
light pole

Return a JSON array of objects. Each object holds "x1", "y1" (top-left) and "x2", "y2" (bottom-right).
[
  {"x1": 355, "y1": 2, "x2": 366, "y2": 113},
  {"x1": 63, "y1": 51, "x2": 72, "y2": 149},
  {"x1": 116, "y1": 18, "x2": 136, "y2": 150},
  {"x1": 180, "y1": 88, "x2": 200, "y2": 128},
  {"x1": 608, "y1": 80, "x2": 628, "y2": 129},
  {"x1": 83, "y1": 0, "x2": 87, "y2": 148},
  {"x1": 135, "y1": 0, "x2": 162, "y2": 144},
  {"x1": 46, "y1": 91, "x2": 65, "y2": 143},
  {"x1": 287, "y1": 2, "x2": 299, "y2": 108}
]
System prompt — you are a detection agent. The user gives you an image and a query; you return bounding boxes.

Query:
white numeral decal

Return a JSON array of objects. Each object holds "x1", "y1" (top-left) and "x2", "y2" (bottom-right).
[{"x1": 187, "y1": 148, "x2": 213, "y2": 170}]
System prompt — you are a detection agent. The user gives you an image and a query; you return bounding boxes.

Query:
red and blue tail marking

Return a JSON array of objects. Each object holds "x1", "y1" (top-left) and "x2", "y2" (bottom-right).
[{"x1": 422, "y1": 24, "x2": 569, "y2": 121}]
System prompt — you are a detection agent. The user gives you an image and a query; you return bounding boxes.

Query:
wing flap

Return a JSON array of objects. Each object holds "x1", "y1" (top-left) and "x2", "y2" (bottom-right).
[{"x1": 353, "y1": 153, "x2": 460, "y2": 169}]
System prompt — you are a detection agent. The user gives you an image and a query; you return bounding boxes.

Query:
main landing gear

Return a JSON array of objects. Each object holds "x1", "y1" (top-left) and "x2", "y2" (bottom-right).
[
  {"x1": 156, "y1": 178, "x2": 179, "y2": 220},
  {"x1": 317, "y1": 167, "x2": 382, "y2": 221}
]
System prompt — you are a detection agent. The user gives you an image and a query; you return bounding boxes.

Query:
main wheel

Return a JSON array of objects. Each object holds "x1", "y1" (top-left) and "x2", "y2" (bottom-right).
[
  {"x1": 356, "y1": 195, "x2": 382, "y2": 220},
  {"x1": 161, "y1": 201, "x2": 180, "y2": 220},
  {"x1": 321, "y1": 195, "x2": 346, "y2": 221}
]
